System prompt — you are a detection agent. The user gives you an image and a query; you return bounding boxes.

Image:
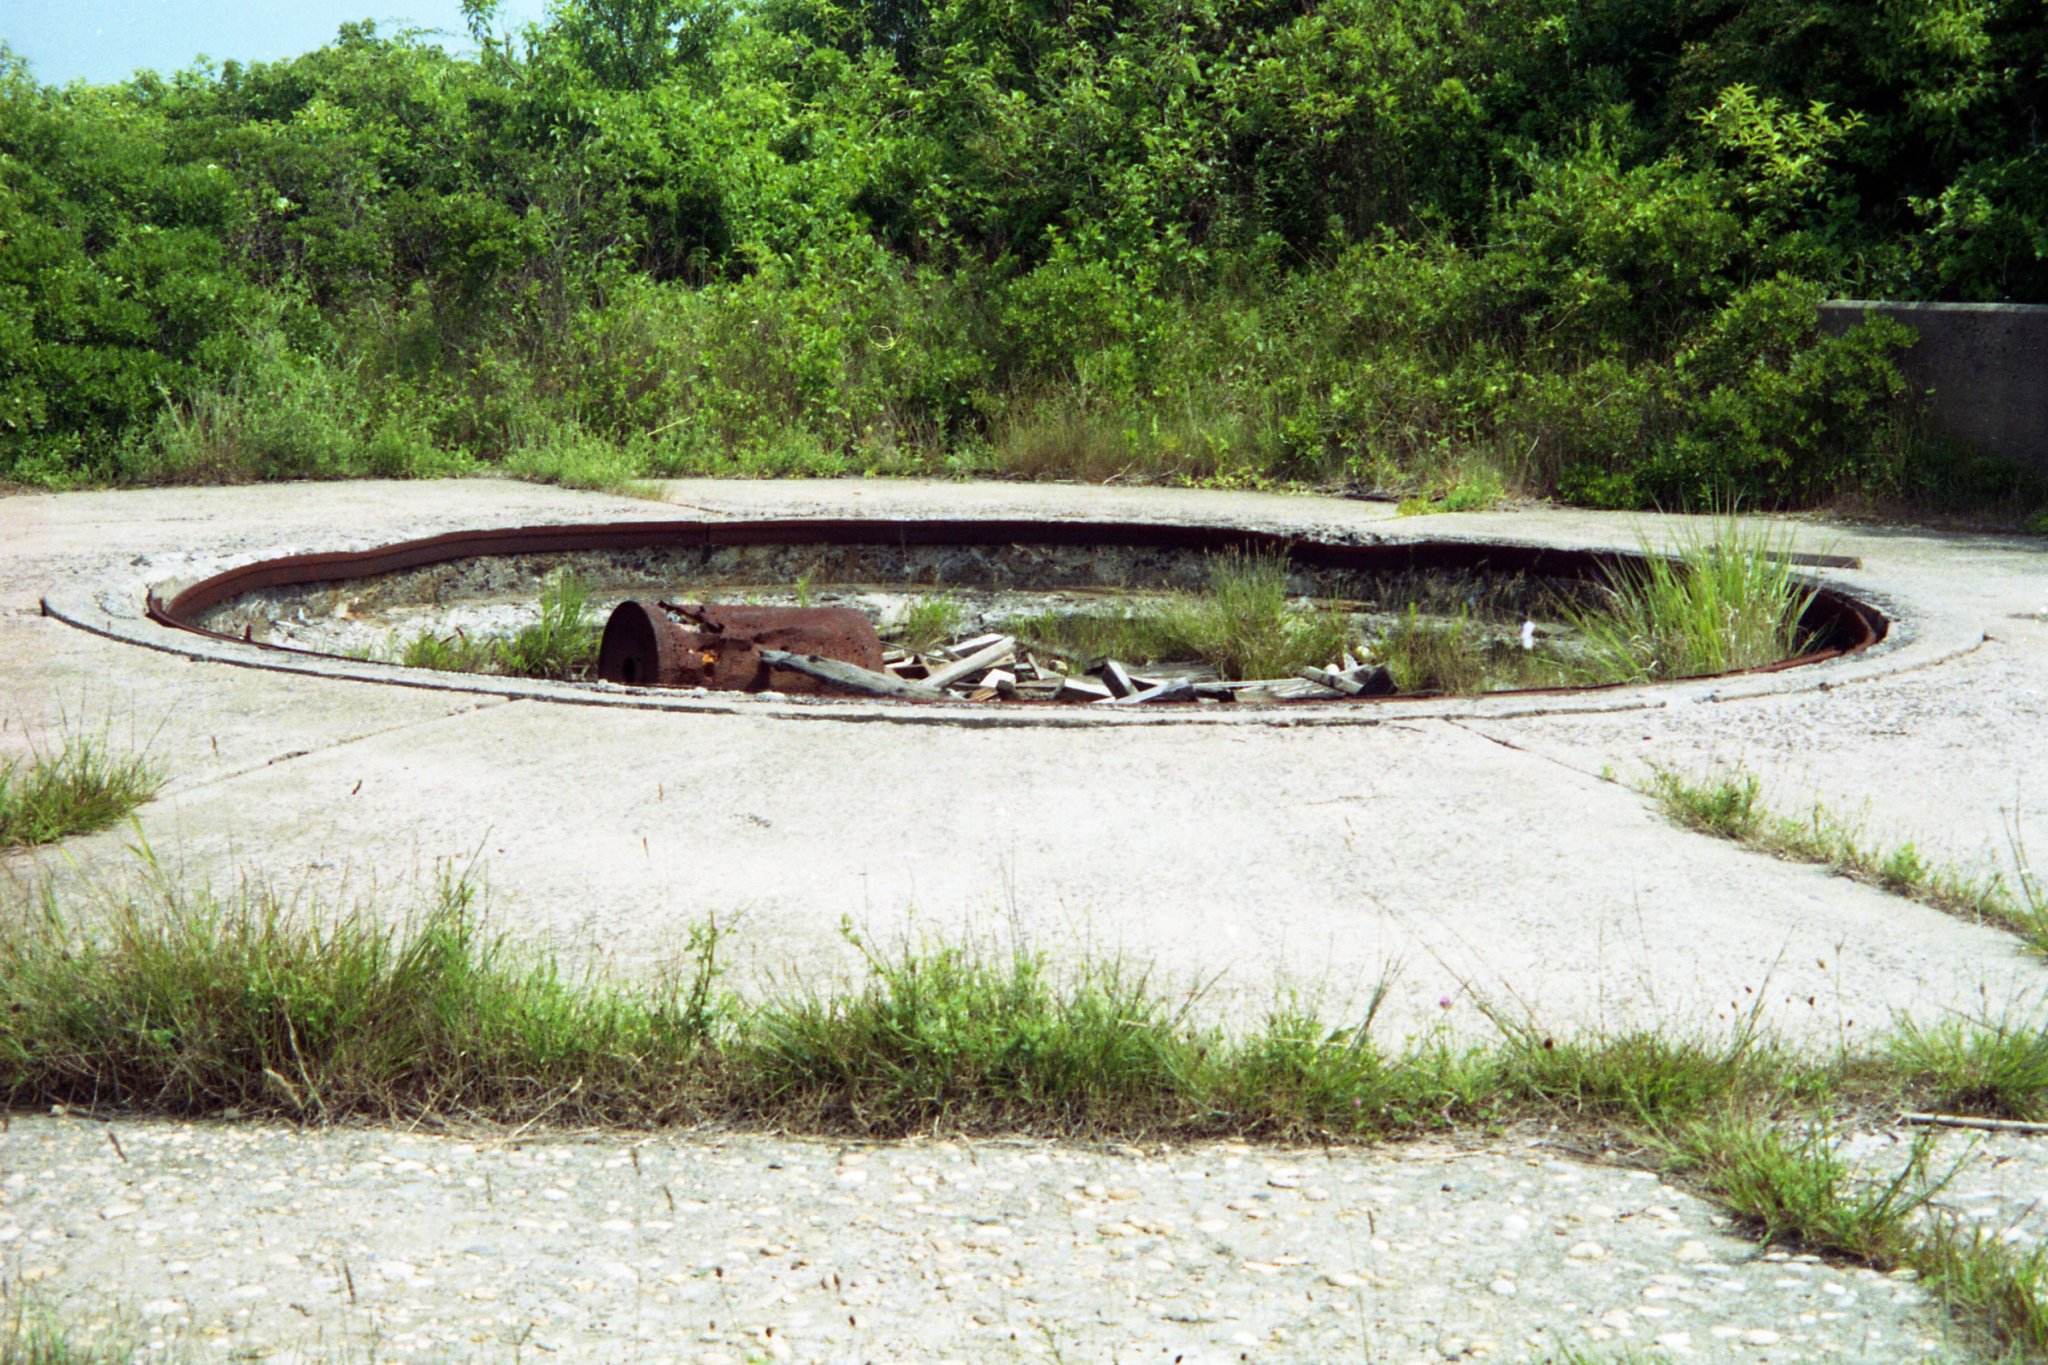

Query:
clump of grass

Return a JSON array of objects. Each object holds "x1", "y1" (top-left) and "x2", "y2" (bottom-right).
[
  {"x1": 1493, "y1": 1024, "x2": 1788, "y2": 1127},
  {"x1": 0, "y1": 1313, "x2": 130, "y2": 1365},
  {"x1": 1009, "y1": 551, "x2": 1351, "y2": 680},
  {"x1": 1367, "y1": 605, "x2": 1571, "y2": 695},
  {"x1": 496, "y1": 571, "x2": 598, "y2": 678},
  {"x1": 1179, "y1": 550, "x2": 1352, "y2": 679},
  {"x1": 893, "y1": 592, "x2": 965, "y2": 654},
  {"x1": 6, "y1": 860, "x2": 1998, "y2": 1142},
  {"x1": 12, "y1": 863, "x2": 2048, "y2": 1356},
  {"x1": 396, "y1": 571, "x2": 598, "y2": 680},
  {"x1": 1564, "y1": 518, "x2": 1818, "y2": 684},
  {"x1": 752, "y1": 927, "x2": 1199, "y2": 1134},
  {"x1": 1668, "y1": 1117, "x2": 1933, "y2": 1263},
  {"x1": 0, "y1": 737, "x2": 160, "y2": 851},
  {"x1": 1374, "y1": 606, "x2": 1490, "y2": 693},
  {"x1": 398, "y1": 630, "x2": 494, "y2": 673},
  {"x1": 1888, "y1": 1019, "x2": 2048, "y2": 1122},
  {"x1": 1396, "y1": 466, "x2": 1506, "y2": 516},
  {"x1": 1000, "y1": 601, "x2": 1189, "y2": 668},
  {"x1": 0, "y1": 869, "x2": 714, "y2": 1123},
  {"x1": 1667, "y1": 1116, "x2": 2048, "y2": 1358},
  {"x1": 10, "y1": 869, "x2": 2048, "y2": 1350},
  {"x1": 1649, "y1": 767, "x2": 1765, "y2": 841},
  {"x1": 1647, "y1": 767, "x2": 2044, "y2": 944},
  {"x1": 1911, "y1": 1219, "x2": 2048, "y2": 1359},
  {"x1": 500, "y1": 421, "x2": 655, "y2": 497},
  {"x1": 0, "y1": 871, "x2": 1489, "y2": 1138}
]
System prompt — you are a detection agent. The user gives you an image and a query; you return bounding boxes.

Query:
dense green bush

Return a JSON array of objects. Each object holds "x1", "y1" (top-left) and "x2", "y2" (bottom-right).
[{"x1": 1, "y1": 0, "x2": 2042, "y2": 511}]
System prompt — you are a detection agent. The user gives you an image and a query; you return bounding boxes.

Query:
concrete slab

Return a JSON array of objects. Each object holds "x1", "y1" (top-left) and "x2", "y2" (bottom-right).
[
  {"x1": 4, "y1": 479, "x2": 2046, "y2": 1047},
  {"x1": 0, "y1": 1116, "x2": 1970, "y2": 1365}
]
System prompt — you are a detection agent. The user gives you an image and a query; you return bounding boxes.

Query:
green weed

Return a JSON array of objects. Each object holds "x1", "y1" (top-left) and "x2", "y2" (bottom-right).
[
  {"x1": 1008, "y1": 551, "x2": 1350, "y2": 680},
  {"x1": 1669, "y1": 1117, "x2": 1933, "y2": 1263},
  {"x1": 398, "y1": 630, "x2": 494, "y2": 673},
  {"x1": 1494, "y1": 1024, "x2": 1786, "y2": 1128},
  {"x1": 501, "y1": 422, "x2": 656, "y2": 497},
  {"x1": 1668, "y1": 1117, "x2": 2048, "y2": 1359},
  {"x1": 0, "y1": 736, "x2": 160, "y2": 851},
  {"x1": 396, "y1": 572, "x2": 598, "y2": 681},
  {"x1": 1889, "y1": 1020, "x2": 2048, "y2": 1122},
  {"x1": 1373, "y1": 606, "x2": 1490, "y2": 694},
  {"x1": 0, "y1": 867, "x2": 712, "y2": 1123},
  {"x1": 1646, "y1": 767, "x2": 2043, "y2": 945},
  {"x1": 1649, "y1": 768, "x2": 1765, "y2": 841},
  {"x1": 893, "y1": 593, "x2": 965, "y2": 655},
  {"x1": 1397, "y1": 466, "x2": 1507, "y2": 517},
  {"x1": 495, "y1": 572, "x2": 599, "y2": 679},
  {"x1": 1563, "y1": 518, "x2": 1817, "y2": 684},
  {"x1": 8, "y1": 854, "x2": 2048, "y2": 1357},
  {"x1": 0, "y1": 1312, "x2": 131, "y2": 1365}
]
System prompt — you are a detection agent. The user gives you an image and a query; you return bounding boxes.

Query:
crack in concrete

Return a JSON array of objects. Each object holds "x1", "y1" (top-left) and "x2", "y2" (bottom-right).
[
  {"x1": 1443, "y1": 715, "x2": 1615, "y2": 787},
  {"x1": 158, "y1": 697, "x2": 516, "y2": 800}
]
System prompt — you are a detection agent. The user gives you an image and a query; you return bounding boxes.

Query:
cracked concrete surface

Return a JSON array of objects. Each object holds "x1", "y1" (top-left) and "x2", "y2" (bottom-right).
[
  {"x1": 3, "y1": 479, "x2": 2046, "y2": 1361},
  {"x1": 8, "y1": 479, "x2": 2043, "y2": 1042}
]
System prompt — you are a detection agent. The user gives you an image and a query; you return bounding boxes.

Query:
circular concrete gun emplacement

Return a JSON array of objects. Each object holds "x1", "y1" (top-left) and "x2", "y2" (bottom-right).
[
  {"x1": 125, "y1": 516, "x2": 1885, "y2": 723},
  {"x1": 16, "y1": 480, "x2": 2040, "y2": 1048}
]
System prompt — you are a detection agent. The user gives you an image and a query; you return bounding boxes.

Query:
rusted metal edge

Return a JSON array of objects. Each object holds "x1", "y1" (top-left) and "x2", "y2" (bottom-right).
[{"x1": 145, "y1": 518, "x2": 1888, "y2": 695}]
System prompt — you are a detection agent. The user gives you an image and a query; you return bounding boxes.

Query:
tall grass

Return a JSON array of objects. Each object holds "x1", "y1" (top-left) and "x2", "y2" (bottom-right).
[
  {"x1": 0, "y1": 737, "x2": 160, "y2": 851},
  {"x1": 1890, "y1": 1019, "x2": 2048, "y2": 1122},
  {"x1": 8, "y1": 868, "x2": 2048, "y2": 1353},
  {"x1": 1668, "y1": 1117, "x2": 2048, "y2": 1360},
  {"x1": 1008, "y1": 551, "x2": 1351, "y2": 680},
  {"x1": 397, "y1": 571, "x2": 598, "y2": 680},
  {"x1": 14, "y1": 864, "x2": 2048, "y2": 1139},
  {"x1": 0, "y1": 868, "x2": 1787, "y2": 1138},
  {"x1": 0, "y1": 870, "x2": 709, "y2": 1123},
  {"x1": 1375, "y1": 606, "x2": 1492, "y2": 693},
  {"x1": 1564, "y1": 518, "x2": 1818, "y2": 683}
]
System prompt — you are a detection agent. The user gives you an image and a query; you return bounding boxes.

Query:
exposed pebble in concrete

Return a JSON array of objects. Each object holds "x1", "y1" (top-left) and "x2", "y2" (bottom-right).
[
  {"x1": 1841, "y1": 1125, "x2": 2048, "y2": 1250},
  {"x1": 0, "y1": 1117, "x2": 1967, "y2": 1363}
]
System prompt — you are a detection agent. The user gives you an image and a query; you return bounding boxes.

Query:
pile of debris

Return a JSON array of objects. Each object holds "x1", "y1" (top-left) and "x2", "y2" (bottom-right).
[{"x1": 596, "y1": 599, "x2": 1396, "y2": 705}]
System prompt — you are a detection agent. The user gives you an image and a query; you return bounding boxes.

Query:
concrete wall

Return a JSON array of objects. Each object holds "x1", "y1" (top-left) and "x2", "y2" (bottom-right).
[{"x1": 1819, "y1": 300, "x2": 2048, "y2": 475}]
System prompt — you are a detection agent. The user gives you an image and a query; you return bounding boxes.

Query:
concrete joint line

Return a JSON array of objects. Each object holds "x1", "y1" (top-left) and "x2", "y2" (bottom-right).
[{"x1": 155, "y1": 698, "x2": 515, "y2": 801}]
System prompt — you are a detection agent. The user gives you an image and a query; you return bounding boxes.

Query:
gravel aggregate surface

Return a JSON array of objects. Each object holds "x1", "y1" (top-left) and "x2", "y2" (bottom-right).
[
  {"x1": 1841, "y1": 1124, "x2": 2048, "y2": 1251},
  {"x1": 5, "y1": 482, "x2": 2047, "y2": 1362},
  {"x1": 0, "y1": 1116, "x2": 1970, "y2": 1364}
]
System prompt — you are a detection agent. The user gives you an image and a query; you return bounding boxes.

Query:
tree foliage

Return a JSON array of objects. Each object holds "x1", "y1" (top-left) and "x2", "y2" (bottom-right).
[{"x1": 1, "y1": 0, "x2": 2042, "y2": 505}]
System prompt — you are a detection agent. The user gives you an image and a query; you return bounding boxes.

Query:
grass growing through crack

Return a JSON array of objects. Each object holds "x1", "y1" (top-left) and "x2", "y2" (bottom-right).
[
  {"x1": 0, "y1": 737, "x2": 160, "y2": 851},
  {"x1": 1562, "y1": 517, "x2": 1818, "y2": 684},
  {"x1": 396, "y1": 570, "x2": 599, "y2": 680},
  {"x1": 1668, "y1": 1116, "x2": 2048, "y2": 1359},
  {"x1": 1647, "y1": 767, "x2": 2047, "y2": 945},
  {"x1": 1007, "y1": 550, "x2": 1351, "y2": 680},
  {"x1": 9, "y1": 869, "x2": 2048, "y2": 1356}
]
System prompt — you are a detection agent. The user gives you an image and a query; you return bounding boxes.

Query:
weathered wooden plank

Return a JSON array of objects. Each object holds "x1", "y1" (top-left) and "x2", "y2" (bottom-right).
[
  {"x1": 1097, "y1": 677, "x2": 1198, "y2": 706},
  {"x1": 924, "y1": 635, "x2": 1016, "y2": 689},
  {"x1": 759, "y1": 649, "x2": 951, "y2": 701}
]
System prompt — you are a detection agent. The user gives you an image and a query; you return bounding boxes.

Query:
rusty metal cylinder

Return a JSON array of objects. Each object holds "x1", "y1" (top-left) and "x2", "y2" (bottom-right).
[{"x1": 598, "y1": 600, "x2": 883, "y2": 693}]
